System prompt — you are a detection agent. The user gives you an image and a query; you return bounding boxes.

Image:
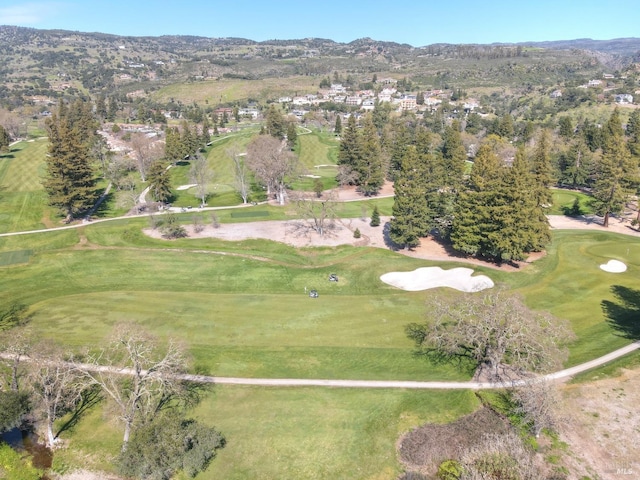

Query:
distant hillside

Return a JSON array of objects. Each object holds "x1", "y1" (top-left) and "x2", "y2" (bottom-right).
[
  {"x1": 519, "y1": 38, "x2": 640, "y2": 57},
  {"x1": 0, "y1": 25, "x2": 637, "y2": 108}
]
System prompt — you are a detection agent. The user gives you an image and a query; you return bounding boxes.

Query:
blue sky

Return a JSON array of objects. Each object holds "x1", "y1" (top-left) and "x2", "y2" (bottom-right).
[{"x1": 0, "y1": 0, "x2": 638, "y2": 46}]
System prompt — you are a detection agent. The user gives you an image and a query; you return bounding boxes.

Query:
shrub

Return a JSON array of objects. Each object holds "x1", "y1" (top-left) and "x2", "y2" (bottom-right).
[
  {"x1": 370, "y1": 205, "x2": 381, "y2": 227},
  {"x1": 353, "y1": 228, "x2": 361, "y2": 238},
  {"x1": 161, "y1": 213, "x2": 187, "y2": 239},
  {"x1": 437, "y1": 459, "x2": 464, "y2": 479}
]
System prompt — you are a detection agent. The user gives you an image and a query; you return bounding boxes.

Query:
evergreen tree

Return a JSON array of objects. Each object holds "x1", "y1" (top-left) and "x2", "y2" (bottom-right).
[
  {"x1": 592, "y1": 113, "x2": 637, "y2": 227},
  {"x1": 265, "y1": 105, "x2": 286, "y2": 139},
  {"x1": 0, "y1": 125, "x2": 10, "y2": 152},
  {"x1": 164, "y1": 127, "x2": 182, "y2": 164},
  {"x1": 558, "y1": 116, "x2": 574, "y2": 138},
  {"x1": 337, "y1": 115, "x2": 361, "y2": 185},
  {"x1": 450, "y1": 143, "x2": 502, "y2": 259},
  {"x1": 370, "y1": 205, "x2": 381, "y2": 227},
  {"x1": 557, "y1": 138, "x2": 593, "y2": 188},
  {"x1": 95, "y1": 94, "x2": 107, "y2": 119},
  {"x1": 530, "y1": 129, "x2": 554, "y2": 208},
  {"x1": 356, "y1": 115, "x2": 384, "y2": 196},
  {"x1": 390, "y1": 146, "x2": 432, "y2": 248},
  {"x1": 441, "y1": 121, "x2": 467, "y2": 192},
  {"x1": 200, "y1": 116, "x2": 211, "y2": 147},
  {"x1": 286, "y1": 122, "x2": 298, "y2": 150},
  {"x1": 107, "y1": 96, "x2": 118, "y2": 122},
  {"x1": 334, "y1": 115, "x2": 342, "y2": 135},
  {"x1": 626, "y1": 109, "x2": 640, "y2": 157},
  {"x1": 43, "y1": 101, "x2": 98, "y2": 221},
  {"x1": 147, "y1": 160, "x2": 173, "y2": 203}
]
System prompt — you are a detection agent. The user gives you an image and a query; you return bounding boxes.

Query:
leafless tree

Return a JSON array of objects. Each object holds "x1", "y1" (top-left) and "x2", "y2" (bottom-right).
[
  {"x1": 0, "y1": 109, "x2": 24, "y2": 140},
  {"x1": 512, "y1": 379, "x2": 562, "y2": 437},
  {"x1": 27, "y1": 342, "x2": 89, "y2": 447},
  {"x1": 0, "y1": 326, "x2": 33, "y2": 392},
  {"x1": 336, "y1": 164, "x2": 359, "y2": 187},
  {"x1": 460, "y1": 432, "x2": 539, "y2": 480},
  {"x1": 292, "y1": 190, "x2": 340, "y2": 236},
  {"x1": 246, "y1": 135, "x2": 298, "y2": 205},
  {"x1": 82, "y1": 325, "x2": 186, "y2": 449},
  {"x1": 129, "y1": 132, "x2": 163, "y2": 182},
  {"x1": 228, "y1": 147, "x2": 251, "y2": 204},
  {"x1": 116, "y1": 177, "x2": 142, "y2": 214},
  {"x1": 406, "y1": 290, "x2": 575, "y2": 381},
  {"x1": 189, "y1": 154, "x2": 214, "y2": 208}
]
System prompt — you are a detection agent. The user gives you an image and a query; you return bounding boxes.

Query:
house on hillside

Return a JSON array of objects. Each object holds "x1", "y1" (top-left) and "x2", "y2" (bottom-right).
[{"x1": 615, "y1": 94, "x2": 634, "y2": 104}]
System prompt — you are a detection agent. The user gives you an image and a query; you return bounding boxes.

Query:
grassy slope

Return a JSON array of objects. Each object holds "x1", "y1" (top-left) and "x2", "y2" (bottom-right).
[{"x1": 0, "y1": 138, "x2": 53, "y2": 232}]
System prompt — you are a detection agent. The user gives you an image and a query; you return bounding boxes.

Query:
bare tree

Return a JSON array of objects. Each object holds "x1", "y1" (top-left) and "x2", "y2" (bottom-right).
[
  {"x1": 460, "y1": 432, "x2": 539, "y2": 480},
  {"x1": 129, "y1": 132, "x2": 163, "y2": 182},
  {"x1": 246, "y1": 135, "x2": 298, "y2": 205},
  {"x1": 0, "y1": 326, "x2": 33, "y2": 392},
  {"x1": 189, "y1": 154, "x2": 214, "y2": 208},
  {"x1": 27, "y1": 342, "x2": 89, "y2": 447},
  {"x1": 511, "y1": 379, "x2": 561, "y2": 437},
  {"x1": 82, "y1": 325, "x2": 186, "y2": 449},
  {"x1": 336, "y1": 164, "x2": 359, "y2": 188},
  {"x1": 0, "y1": 109, "x2": 24, "y2": 140},
  {"x1": 116, "y1": 177, "x2": 141, "y2": 214},
  {"x1": 292, "y1": 190, "x2": 340, "y2": 236},
  {"x1": 406, "y1": 290, "x2": 575, "y2": 381},
  {"x1": 228, "y1": 147, "x2": 251, "y2": 204}
]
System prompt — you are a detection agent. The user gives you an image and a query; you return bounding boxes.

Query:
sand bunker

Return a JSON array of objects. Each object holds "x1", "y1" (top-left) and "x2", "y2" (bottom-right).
[
  {"x1": 380, "y1": 267, "x2": 494, "y2": 292},
  {"x1": 176, "y1": 184, "x2": 197, "y2": 191},
  {"x1": 600, "y1": 259, "x2": 627, "y2": 273}
]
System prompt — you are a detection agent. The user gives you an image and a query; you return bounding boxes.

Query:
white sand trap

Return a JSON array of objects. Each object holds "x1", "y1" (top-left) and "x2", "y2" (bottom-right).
[
  {"x1": 176, "y1": 184, "x2": 197, "y2": 190},
  {"x1": 380, "y1": 267, "x2": 494, "y2": 292},
  {"x1": 600, "y1": 259, "x2": 627, "y2": 273}
]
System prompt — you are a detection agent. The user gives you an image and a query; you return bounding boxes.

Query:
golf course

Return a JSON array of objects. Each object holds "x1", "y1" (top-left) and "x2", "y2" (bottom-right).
[{"x1": 1, "y1": 131, "x2": 639, "y2": 479}]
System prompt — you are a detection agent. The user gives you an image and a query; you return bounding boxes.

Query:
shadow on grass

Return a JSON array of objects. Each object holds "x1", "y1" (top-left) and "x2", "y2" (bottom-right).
[
  {"x1": 55, "y1": 384, "x2": 102, "y2": 439},
  {"x1": 602, "y1": 285, "x2": 640, "y2": 340}
]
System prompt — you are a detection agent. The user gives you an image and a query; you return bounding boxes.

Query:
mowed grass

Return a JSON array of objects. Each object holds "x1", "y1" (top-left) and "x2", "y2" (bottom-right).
[
  {"x1": 197, "y1": 387, "x2": 479, "y2": 480},
  {"x1": 515, "y1": 229, "x2": 640, "y2": 365},
  {"x1": 548, "y1": 188, "x2": 594, "y2": 216},
  {"x1": 4, "y1": 163, "x2": 640, "y2": 478},
  {"x1": 0, "y1": 138, "x2": 59, "y2": 232}
]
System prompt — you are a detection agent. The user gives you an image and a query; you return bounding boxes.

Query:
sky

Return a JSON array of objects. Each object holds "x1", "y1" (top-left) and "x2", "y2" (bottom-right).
[{"x1": 0, "y1": 0, "x2": 639, "y2": 46}]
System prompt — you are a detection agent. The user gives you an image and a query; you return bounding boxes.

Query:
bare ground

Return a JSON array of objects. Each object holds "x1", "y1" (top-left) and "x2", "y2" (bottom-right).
[{"x1": 558, "y1": 369, "x2": 640, "y2": 480}]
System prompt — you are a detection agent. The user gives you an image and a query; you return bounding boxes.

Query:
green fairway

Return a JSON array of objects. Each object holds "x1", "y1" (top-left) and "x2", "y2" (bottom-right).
[
  {"x1": 549, "y1": 188, "x2": 593, "y2": 216},
  {"x1": 0, "y1": 138, "x2": 60, "y2": 232},
  {"x1": 3, "y1": 201, "x2": 640, "y2": 479}
]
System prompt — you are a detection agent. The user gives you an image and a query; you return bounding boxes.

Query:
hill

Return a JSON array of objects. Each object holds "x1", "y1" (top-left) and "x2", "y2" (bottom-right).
[{"x1": 0, "y1": 25, "x2": 638, "y2": 108}]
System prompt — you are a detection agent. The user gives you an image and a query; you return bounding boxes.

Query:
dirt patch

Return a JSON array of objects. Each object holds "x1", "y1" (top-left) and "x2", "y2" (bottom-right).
[
  {"x1": 397, "y1": 407, "x2": 513, "y2": 476},
  {"x1": 558, "y1": 368, "x2": 640, "y2": 479}
]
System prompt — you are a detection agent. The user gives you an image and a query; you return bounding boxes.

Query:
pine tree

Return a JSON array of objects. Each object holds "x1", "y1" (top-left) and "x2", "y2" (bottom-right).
[
  {"x1": 337, "y1": 115, "x2": 361, "y2": 184},
  {"x1": 592, "y1": 120, "x2": 637, "y2": 227},
  {"x1": 626, "y1": 109, "x2": 640, "y2": 157},
  {"x1": 0, "y1": 125, "x2": 10, "y2": 152},
  {"x1": 164, "y1": 127, "x2": 182, "y2": 164},
  {"x1": 441, "y1": 121, "x2": 466, "y2": 192},
  {"x1": 107, "y1": 96, "x2": 118, "y2": 122},
  {"x1": 334, "y1": 115, "x2": 342, "y2": 135},
  {"x1": 356, "y1": 115, "x2": 384, "y2": 196},
  {"x1": 147, "y1": 160, "x2": 172, "y2": 203},
  {"x1": 390, "y1": 146, "x2": 432, "y2": 248},
  {"x1": 531, "y1": 129, "x2": 554, "y2": 208},
  {"x1": 265, "y1": 105, "x2": 286, "y2": 139},
  {"x1": 370, "y1": 205, "x2": 381, "y2": 227},
  {"x1": 286, "y1": 122, "x2": 298, "y2": 150},
  {"x1": 43, "y1": 101, "x2": 98, "y2": 222},
  {"x1": 450, "y1": 143, "x2": 502, "y2": 258}
]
